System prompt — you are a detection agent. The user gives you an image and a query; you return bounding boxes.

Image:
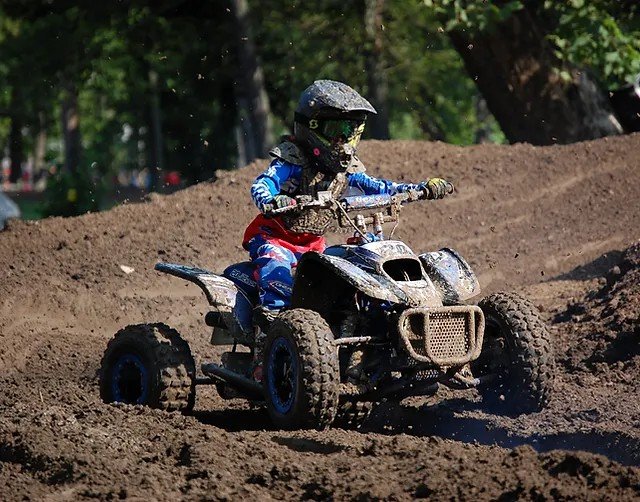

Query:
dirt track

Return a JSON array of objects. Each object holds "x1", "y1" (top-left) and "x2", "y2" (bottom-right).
[{"x1": 1, "y1": 134, "x2": 639, "y2": 500}]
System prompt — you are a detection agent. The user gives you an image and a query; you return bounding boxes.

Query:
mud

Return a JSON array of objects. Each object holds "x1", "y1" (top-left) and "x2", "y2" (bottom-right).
[{"x1": 1, "y1": 134, "x2": 640, "y2": 499}]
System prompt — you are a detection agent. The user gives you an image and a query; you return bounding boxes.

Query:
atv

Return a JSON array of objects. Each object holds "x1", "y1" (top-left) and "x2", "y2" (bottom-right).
[{"x1": 99, "y1": 185, "x2": 555, "y2": 429}]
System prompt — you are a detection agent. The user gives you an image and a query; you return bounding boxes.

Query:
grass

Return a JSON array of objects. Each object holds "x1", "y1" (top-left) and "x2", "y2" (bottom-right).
[{"x1": 15, "y1": 199, "x2": 45, "y2": 220}]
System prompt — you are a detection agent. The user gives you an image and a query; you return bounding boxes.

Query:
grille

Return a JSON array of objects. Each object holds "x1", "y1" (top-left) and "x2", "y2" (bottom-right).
[
  {"x1": 398, "y1": 306, "x2": 483, "y2": 367},
  {"x1": 427, "y1": 311, "x2": 471, "y2": 362}
]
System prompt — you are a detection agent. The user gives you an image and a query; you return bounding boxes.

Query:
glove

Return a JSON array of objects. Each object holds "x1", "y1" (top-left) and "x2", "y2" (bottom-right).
[
  {"x1": 420, "y1": 178, "x2": 450, "y2": 200},
  {"x1": 272, "y1": 194, "x2": 296, "y2": 209}
]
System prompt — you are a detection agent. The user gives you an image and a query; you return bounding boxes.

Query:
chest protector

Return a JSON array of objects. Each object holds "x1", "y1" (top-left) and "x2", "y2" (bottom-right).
[{"x1": 269, "y1": 140, "x2": 364, "y2": 235}]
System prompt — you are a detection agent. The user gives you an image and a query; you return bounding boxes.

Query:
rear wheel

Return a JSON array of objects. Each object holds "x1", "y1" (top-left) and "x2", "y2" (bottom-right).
[
  {"x1": 263, "y1": 309, "x2": 339, "y2": 430},
  {"x1": 100, "y1": 323, "x2": 195, "y2": 413},
  {"x1": 473, "y1": 292, "x2": 554, "y2": 415}
]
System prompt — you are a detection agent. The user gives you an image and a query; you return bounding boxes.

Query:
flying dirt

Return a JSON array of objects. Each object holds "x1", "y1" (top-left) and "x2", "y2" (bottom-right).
[{"x1": 1, "y1": 134, "x2": 639, "y2": 499}]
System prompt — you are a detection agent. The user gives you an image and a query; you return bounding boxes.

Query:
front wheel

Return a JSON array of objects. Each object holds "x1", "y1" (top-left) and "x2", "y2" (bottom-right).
[
  {"x1": 473, "y1": 292, "x2": 554, "y2": 415},
  {"x1": 99, "y1": 323, "x2": 195, "y2": 413},
  {"x1": 263, "y1": 309, "x2": 339, "y2": 430}
]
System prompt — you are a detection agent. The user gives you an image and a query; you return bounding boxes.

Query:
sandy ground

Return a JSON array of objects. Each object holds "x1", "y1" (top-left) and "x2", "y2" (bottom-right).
[{"x1": 1, "y1": 134, "x2": 639, "y2": 500}]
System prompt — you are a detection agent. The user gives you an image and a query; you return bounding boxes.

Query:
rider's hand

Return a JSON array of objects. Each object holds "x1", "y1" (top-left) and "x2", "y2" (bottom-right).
[
  {"x1": 420, "y1": 178, "x2": 450, "y2": 200},
  {"x1": 272, "y1": 194, "x2": 296, "y2": 209}
]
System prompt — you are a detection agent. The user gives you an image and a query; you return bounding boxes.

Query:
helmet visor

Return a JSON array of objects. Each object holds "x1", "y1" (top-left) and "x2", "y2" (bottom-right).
[{"x1": 317, "y1": 119, "x2": 366, "y2": 147}]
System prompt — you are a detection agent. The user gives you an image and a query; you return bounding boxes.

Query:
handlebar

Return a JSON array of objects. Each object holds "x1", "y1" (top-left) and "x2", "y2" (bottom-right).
[
  {"x1": 262, "y1": 197, "x2": 328, "y2": 216},
  {"x1": 263, "y1": 182, "x2": 454, "y2": 217}
]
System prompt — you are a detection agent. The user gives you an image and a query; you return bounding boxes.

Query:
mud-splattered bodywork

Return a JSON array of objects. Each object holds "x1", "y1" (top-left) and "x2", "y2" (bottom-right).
[
  {"x1": 419, "y1": 248, "x2": 481, "y2": 304},
  {"x1": 156, "y1": 239, "x2": 485, "y2": 394},
  {"x1": 292, "y1": 241, "x2": 485, "y2": 370},
  {"x1": 293, "y1": 241, "x2": 479, "y2": 309},
  {"x1": 154, "y1": 263, "x2": 254, "y2": 344}
]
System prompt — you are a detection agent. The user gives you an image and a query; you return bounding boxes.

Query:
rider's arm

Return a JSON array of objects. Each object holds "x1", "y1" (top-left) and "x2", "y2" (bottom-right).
[
  {"x1": 250, "y1": 159, "x2": 301, "y2": 211},
  {"x1": 347, "y1": 172, "x2": 420, "y2": 196}
]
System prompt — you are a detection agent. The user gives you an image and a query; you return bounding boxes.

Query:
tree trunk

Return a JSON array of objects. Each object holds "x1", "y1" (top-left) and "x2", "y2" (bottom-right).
[
  {"x1": 8, "y1": 114, "x2": 23, "y2": 184},
  {"x1": 33, "y1": 111, "x2": 47, "y2": 174},
  {"x1": 147, "y1": 69, "x2": 164, "y2": 191},
  {"x1": 236, "y1": 96, "x2": 256, "y2": 165},
  {"x1": 61, "y1": 80, "x2": 82, "y2": 173},
  {"x1": 364, "y1": 0, "x2": 390, "y2": 139},
  {"x1": 474, "y1": 96, "x2": 492, "y2": 144},
  {"x1": 449, "y1": 7, "x2": 622, "y2": 145},
  {"x1": 231, "y1": 0, "x2": 274, "y2": 162},
  {"x1": 235, "y1": 123, "x2": 248, "y2": 169}
]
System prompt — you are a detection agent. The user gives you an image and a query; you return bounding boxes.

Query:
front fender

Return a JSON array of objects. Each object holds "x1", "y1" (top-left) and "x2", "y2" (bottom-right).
[
  {"x1": 418, "y1": 248, "x2": 480, "y2": 304},
  {"x1": 293, "y1": 252, "x2": 406, "y2": 307}
]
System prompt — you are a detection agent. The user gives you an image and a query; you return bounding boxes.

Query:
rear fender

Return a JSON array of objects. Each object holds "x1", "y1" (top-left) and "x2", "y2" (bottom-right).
[
  {"x1": 418, "y1": 248, "x2": 480, "y2": 304},
  {"x1": 154, "y1": 263, "x2": 253, "y2": 340}
]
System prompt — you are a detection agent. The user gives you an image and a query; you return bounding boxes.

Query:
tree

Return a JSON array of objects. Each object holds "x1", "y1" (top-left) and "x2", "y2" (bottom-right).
[
  {"x1": 427, "y1": 1, "x2": 623, "y2": 145},
  {"x1": 231, "y1": 0, "x2": 274, "y2": 162},
  {"x1": 0, "y1": 11, "x2": 55, "y2": 183},
  {"x1": 60, "y1": 79, "x2": 82, "y2": 174},
  {"x1": 364, "y1": 0, "x2": 390, "y2": 139}
]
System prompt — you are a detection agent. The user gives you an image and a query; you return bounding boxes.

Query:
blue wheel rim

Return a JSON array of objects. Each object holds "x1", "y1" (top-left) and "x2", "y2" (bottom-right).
[
  {"x1": 110, "y1": 353, "x2": 149, "y2": 404},
  {"x1": 266, "y1": 337, "x2": 298, "y2": 415}
]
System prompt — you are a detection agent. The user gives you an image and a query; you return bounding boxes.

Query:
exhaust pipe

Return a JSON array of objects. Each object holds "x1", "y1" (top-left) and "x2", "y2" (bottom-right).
[
  {"x1": 201, "y1": 363, "x2": 263, "y2": 400},
  {"x1": 361, "y1": 378, "x2": 439, "y2": 401}
]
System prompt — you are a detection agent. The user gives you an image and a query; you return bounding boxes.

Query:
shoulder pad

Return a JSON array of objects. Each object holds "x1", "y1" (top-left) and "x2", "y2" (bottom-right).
[
  {"x1": 346, "y1": 155, "x2": 366, "y2": 174},
  {"x1": 269, "y1": 141, "x2": 308, "y2": 167}
]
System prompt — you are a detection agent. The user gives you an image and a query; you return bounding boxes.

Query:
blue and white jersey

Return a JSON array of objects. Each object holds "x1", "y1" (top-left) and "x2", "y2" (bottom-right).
[{"x1": 250, "y1": 158, "x2": 421, "y2": 211}]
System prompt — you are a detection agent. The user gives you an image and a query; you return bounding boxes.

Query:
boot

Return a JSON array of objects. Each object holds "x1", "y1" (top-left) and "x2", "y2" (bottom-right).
[
  {"x1": 253, "y1": 305, "x2": 278, "y2": 332},
  {"x1": 251, "y1": 306, "x2": 279, "y2": 382}
]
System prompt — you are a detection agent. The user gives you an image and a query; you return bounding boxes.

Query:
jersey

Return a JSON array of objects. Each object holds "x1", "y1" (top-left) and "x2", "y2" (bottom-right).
[{"x1": 250, "y1": 158, "x2": 422, "y2": 213}]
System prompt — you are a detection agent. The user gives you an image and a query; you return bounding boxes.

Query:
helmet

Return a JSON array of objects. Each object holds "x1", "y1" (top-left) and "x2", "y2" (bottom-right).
[{"x1": 294, "y1": 80, "x2": 377, "y2": 173}]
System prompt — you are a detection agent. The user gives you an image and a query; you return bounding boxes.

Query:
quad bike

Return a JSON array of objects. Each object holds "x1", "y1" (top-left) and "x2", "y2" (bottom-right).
[{"x1": 99, "y1": 184, "x2": 555, "y2": 429}]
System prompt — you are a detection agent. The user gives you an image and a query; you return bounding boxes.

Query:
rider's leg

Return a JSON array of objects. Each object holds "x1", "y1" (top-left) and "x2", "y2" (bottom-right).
[
  {"x1": 248, "y1": 237, "x2": 297, "y2": 325},
  {"x1": 247, "y1": 238, "x2": 296, "y2": 381}
]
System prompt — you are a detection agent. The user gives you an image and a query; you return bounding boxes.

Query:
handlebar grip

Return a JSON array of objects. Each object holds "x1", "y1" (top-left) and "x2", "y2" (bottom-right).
[
  {"x1": 263, "y1": 202, "x2": 299, "y2": 217},
  {"x1": 418, "y1": 180, "x2": 455, "y2": 200}
]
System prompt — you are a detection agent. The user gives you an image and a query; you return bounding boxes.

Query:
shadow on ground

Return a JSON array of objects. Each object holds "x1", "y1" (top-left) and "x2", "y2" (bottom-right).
[
  {"x1": 365, "y1": 400, "x2": 640, "y2": 467},
  {"x1": 552, "y1": 250, "x2": 623, "y2": 282},
  {"x1": 192, "y1": 398, "x2": 640, "y2": 467},
  {"x1": 192, "y1": 406, "x2": 273, "y2": 432}
]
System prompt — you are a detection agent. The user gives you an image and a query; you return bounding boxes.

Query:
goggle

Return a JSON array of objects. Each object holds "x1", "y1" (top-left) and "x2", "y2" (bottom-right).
[
  {"x1": 316, "y1": 119, "x2": 366, "y2": 144},
  {"x1": 296, "y1": 112, "x2": 366, "y2": 146}
]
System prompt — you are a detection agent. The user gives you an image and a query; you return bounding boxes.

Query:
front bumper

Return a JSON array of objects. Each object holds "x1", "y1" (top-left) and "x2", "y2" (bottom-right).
[{"x1": 397, "y1": 305, "x2": 485, "y2": 367}]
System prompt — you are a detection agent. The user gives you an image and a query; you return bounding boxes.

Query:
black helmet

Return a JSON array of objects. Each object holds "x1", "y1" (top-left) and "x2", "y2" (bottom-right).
[{"x1": 294, "y1": 80, "x2": 377, "y2": 173}]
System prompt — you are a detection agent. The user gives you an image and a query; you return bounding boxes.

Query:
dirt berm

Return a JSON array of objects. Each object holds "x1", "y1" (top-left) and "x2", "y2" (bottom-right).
[{"x1": 1, "y1": 134, "x2": 639, "y2": 500}]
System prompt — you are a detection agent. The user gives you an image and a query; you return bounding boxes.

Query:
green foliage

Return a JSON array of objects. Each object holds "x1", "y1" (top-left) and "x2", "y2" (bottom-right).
[
  {"x1": 42, "y1": 164, "x2": 105, "y2": 217},
  {"x1": 0, "y1": 0, "x2": 508, "y2": 206},
  {"x1": 386, "y1": 1, "x2": 503, "y2": 144},
  {"x1": 425, "y1": 0, "x2": 640, "y2": 87},
  {"x1": 253, "y1": 0, "x2": 501, "y2": 145},
  {"x1": 545, "y1": 1, "x2": 640, "y2": 87},
  {"x1": 15, "y1": 199, "x2": 44, "y2": 220},
  {"x1": 423, "y1": 0, "x2": 524, "y2": 32},
  {"x1": 7, "y1": 0, "x2": 635, "y2": 223}
]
